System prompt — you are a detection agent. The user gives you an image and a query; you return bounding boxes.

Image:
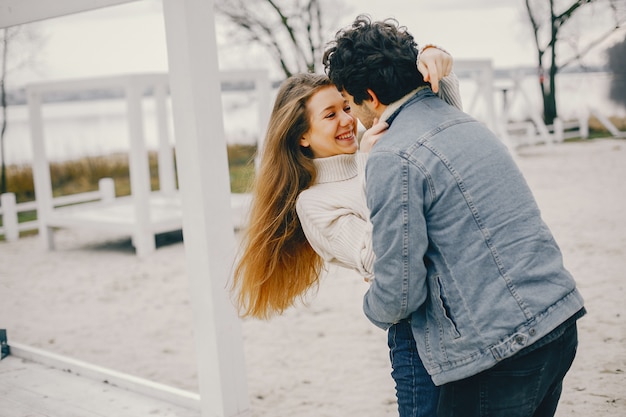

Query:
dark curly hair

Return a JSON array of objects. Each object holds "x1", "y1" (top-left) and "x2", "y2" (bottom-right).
[{"x1": 322, "y1": 15, "x2": 427, "y2": 105}]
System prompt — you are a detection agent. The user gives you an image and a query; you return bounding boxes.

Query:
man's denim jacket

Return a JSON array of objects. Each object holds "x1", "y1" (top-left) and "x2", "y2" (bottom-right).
[{"x1": 363, "y1": 88, "x2": 585, "y2": 386}]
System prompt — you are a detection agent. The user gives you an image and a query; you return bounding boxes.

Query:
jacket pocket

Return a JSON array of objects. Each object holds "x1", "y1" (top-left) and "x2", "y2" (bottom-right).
[{"x1": 434, "y1": 276, "x2": 461, "y2": 339}]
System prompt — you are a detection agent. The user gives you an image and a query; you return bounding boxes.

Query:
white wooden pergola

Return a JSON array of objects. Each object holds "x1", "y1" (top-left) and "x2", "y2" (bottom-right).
[
  {"x1": 25, "y1": 70, "x2": 267, "y2": 257},
  {"x1": 0, "y1": 1, "x2": 251, "y2": 416}
]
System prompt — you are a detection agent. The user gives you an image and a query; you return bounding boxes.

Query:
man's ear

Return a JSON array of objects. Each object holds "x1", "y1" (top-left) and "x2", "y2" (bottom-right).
[{"x1": 366, "y1": 88, "x2": 381, "y2": 110}]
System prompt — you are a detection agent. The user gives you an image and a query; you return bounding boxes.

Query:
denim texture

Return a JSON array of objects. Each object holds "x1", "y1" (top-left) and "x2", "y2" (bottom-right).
[
  {"x1": 388, "y1": 319, "x2": 439, "y2": 417},
  {"x1": 437, "y1": 318, "x2": 580, "y2": 417},
  {"x1": 363, "y1": 88, "x2": 585, "y2": 385}
]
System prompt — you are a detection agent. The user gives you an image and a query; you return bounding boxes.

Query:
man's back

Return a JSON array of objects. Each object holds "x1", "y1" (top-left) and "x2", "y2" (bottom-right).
[{"x1": 363, "y1": 88, "x2": 585, "y2": 385}]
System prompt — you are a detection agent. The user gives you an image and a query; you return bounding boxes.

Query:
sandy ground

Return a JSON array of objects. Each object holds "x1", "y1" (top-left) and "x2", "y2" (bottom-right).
[{"x1": 1, "y1": 138, "x2": 625, "y2": 416}]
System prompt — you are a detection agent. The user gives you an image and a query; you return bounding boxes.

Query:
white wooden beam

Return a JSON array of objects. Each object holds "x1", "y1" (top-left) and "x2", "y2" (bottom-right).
[
  {"x1": 0, "y1": 0, "x2": 139, "y2": 27},
  {"x1": 9, "y1": 342, "x2": 201, "y2": 410},
  {"x1": 161, "y1": 0, "x2": 250, "y2": 416}
]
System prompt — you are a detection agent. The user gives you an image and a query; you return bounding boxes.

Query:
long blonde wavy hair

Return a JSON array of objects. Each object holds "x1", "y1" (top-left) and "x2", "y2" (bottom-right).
[{"x1": 232, "y1": 73, "x2": 334, "y2": 319}]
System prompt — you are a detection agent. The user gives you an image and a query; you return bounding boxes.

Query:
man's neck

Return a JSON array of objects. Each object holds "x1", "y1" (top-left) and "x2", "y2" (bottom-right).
[{"x1": 379, "y1": 86, "x2": 429, "y2": 124}]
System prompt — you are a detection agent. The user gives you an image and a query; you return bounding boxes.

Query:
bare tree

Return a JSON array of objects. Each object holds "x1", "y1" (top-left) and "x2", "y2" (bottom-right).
[
  {"x1": 1, "y1": 26, "x2": 44, "y2": 196},
  {"x1": 606, "y1": 33, "x2": 626, "y2": 109},
  {"x1": 214, "y1": 0, "x2": 347, "y2": 78},
  {"x1": 524, "y1": 0, "x2": 625, "y2": 125}
]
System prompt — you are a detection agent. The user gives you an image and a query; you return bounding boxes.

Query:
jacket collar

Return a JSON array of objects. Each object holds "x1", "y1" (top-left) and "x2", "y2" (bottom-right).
[{"x1": 380, "y1": 86, "x2": 430, "y2": 126}]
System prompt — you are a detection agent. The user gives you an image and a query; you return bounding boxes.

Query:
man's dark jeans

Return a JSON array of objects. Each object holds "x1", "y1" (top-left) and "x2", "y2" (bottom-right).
[
  {"x1": 437, "y1": 316, "x2": 581, "y2": 417},
  {"x1": 388, "y1": 318, "x2": 440, "y2": 417}
]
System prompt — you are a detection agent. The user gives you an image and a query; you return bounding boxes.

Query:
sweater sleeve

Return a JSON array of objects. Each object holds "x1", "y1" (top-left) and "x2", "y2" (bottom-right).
[
  {"x1": 436, "y1": 71, "x2": 463, "y2": 111},
  {"x1": 296, "y1": 189, "x2": 375, "y2": 280}
]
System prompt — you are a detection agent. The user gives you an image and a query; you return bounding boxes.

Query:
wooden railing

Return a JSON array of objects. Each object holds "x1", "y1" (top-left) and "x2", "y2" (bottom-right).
[{"x1": 0, "y1": 177, "x2": 115, "y2": 241}]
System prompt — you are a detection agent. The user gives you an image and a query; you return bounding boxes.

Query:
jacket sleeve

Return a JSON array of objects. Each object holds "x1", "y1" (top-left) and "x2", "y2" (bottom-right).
[
  {"x1": 296, "y1": 191, "x2": 375, "y2": 280},
  {"x1": 437, "y1": 71, "x2": 463, "y2": 111},
  {"x1": 363, "y1": 150, "x2": 429, "y2": 329}
]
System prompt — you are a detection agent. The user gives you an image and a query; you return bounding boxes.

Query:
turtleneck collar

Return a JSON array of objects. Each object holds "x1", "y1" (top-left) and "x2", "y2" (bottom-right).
[{"x1": 312, "y1": 153, "x2": 360, "y2": 184}]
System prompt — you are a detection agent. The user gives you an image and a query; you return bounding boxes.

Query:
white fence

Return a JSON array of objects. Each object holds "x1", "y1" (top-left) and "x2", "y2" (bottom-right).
[{"x1": 0, "y1": 177, "x2": 114, "y2": 241}]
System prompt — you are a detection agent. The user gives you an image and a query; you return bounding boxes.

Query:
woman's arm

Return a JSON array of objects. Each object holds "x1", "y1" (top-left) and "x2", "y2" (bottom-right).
[
  {"x1": 437, "y1": 72, "x2": 463, "y2": 110},
  {"x1": 296, "y1": 193, "x2": 375, "y2": 280}
]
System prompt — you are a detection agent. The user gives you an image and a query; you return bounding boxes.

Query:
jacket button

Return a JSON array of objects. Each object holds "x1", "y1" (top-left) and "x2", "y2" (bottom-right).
[
  {"x1": 529, "y1": 328, "x2": 536, "y2": 336},
  {"x1": 514, "y1": 335, "x2": 525, "y2": 344}
]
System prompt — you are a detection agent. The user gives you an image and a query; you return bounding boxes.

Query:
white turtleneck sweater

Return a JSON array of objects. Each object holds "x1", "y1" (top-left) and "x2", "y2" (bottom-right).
[{"x1": 296, "y1": 152, "x2": 375, "y2": 280}]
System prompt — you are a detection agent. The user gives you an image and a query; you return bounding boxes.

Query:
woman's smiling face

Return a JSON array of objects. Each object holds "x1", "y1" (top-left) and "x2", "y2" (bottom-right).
[{"x1": 300, "y1": 85, "x2": 358, "y2": 158}]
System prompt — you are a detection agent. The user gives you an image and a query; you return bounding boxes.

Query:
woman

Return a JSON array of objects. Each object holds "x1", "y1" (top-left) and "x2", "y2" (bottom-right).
[{"x1": 232, "y1": 47, "x2": 462, "y2": 417}]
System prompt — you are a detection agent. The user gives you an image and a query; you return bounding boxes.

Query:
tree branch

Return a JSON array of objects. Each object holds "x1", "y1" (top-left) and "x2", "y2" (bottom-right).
[
  {"x1": 266, "y1": 0, "x2": 309, "y2": 69},
  {"x1": 525, "y1": 0, "x2": 546, "y2": 63},
  {"x1": 555, "y1": 0, "x2": 594, "y2": 28},
  {"x1": 560, "y1": 25, "x2": 625, "y2": 68}
]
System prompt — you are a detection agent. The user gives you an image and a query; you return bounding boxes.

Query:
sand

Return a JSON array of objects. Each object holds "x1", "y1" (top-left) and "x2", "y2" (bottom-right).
[{"x1": 1, "y1": 138, "x2": 625, "y2": 416}]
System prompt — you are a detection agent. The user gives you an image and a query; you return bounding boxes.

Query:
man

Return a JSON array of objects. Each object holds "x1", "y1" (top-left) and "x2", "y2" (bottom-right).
[{"x1": 323, "y1": 15, "x2": 585, "y2": 417}]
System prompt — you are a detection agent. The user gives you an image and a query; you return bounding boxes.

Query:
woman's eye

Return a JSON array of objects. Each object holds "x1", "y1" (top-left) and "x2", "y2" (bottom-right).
[
  {"x1": 344, "y1": 106, "x2": 351, "y2": 113},
  {"x1": 325, "y1": 112, "x2": 336, "y2": 119}
]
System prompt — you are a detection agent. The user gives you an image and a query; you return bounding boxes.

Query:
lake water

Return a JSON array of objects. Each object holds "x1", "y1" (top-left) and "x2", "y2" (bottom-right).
[{"x1": 1, "y1": 71, "x2": 622, "y2": 165}]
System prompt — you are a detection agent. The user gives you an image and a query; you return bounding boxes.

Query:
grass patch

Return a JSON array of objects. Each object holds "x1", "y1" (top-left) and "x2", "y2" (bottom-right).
[
  {"x1": 3, "y1": 144, "x2": 257, "y2": 204},
  {"x1": 227, "y1": 144, "x2": 257, "y2": 193}
]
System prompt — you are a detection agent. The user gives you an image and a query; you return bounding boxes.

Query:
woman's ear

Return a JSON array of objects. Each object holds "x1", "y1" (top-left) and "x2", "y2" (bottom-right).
[{"x1": 300, "y1": 136, "x2": 310, "y2": 148}]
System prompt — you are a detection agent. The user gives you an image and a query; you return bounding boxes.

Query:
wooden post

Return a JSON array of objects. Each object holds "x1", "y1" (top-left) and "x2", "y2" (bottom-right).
[
  {"x1": 27, "y1": 88, "x2": 56, "y2": 250},
  {"x1": 98, "y1": 178, "x2": 116, "y2": 203},
  {"x1": 154, "y1": 81, "x2": 177, "y2": 195},
  {"x1": 125, "y1": 78, "x2": 155, "y2": 257},
  {"x1": 579, "y1": 111, "x2": 589, "y2": 139},
  {"x1": 1, "y1": 193, "x2": 19, "y2": 241},
  {"x1": 553, "y1": 117, "x2": 564, "y2": 143},
  {"x1": 162, "y1": 0, "x2": 250, "y2": 416}
]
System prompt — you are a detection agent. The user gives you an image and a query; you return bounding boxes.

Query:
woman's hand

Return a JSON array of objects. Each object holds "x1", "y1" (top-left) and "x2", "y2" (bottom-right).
[
  {"x1": 360, "y1": 118, "x2": 389, "y2": 153},
  {"x1": 418, "y1": 46, "x2": 453, "y2": 93}
]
